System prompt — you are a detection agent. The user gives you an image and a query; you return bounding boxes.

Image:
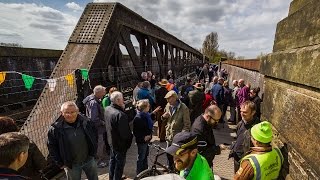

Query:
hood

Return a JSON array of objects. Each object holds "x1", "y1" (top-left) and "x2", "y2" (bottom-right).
[{"x1": 83, "y1": 94, "x2": 95, "y2": 105}]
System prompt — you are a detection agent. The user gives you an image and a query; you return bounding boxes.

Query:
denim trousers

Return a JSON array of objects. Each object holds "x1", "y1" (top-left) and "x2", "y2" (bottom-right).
[
  {"x1": 109, "y1": 148, "x2": 127, "y2": 180},
  {"x1": 64, "y1": 157, "x2": 98, "y2": 180},
  {"x1": 136, "y1": 143, "x2": 149, "y2": 175}
]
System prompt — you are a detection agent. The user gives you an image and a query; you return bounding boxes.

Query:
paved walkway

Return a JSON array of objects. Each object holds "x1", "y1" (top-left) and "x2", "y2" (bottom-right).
[{"x1": 57, "y1": 112, "x2": 237, "y2": 180}]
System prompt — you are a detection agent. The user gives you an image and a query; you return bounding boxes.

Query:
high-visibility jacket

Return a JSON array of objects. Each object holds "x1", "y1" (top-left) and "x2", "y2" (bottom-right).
[
  {"x1": 241, "y1": 148, "x2": 283, "y2": 180},
  {"x1": 180, "y1": 154, "x2": 214, "y2": 180},
  {"x1": 166, "y1": 83, "x2": 174, "y2": 91}
]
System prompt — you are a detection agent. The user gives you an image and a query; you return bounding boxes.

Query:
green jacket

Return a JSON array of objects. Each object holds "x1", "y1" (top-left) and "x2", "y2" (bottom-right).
[
  {"x1": 180, "y1": 154, "x2": 214, "y2": 180},
  {"x1": 162, "y1": 100, "x2": 191, "y2": 142},
  {"x1": 102, "y1": 95, "x2": 110, "y2": 110}
]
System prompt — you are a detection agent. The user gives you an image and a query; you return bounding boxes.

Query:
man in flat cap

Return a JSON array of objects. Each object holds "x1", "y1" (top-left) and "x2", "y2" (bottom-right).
[{"x1": 162, "y1": 90, "x2": 191, "y2": 171}]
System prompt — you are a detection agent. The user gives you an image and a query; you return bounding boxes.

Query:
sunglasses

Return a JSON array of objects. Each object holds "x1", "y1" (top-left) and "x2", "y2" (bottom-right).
[{"x1": 208, "y1": 114, "x2": 219, "y2": 123}]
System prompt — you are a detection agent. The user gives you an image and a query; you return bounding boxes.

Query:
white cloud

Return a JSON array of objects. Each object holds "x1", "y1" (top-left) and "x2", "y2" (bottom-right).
[
  {"x1": 91, "y1": 0, "x2": 291, "y2": 58},
  {"x1": 0, "y1": 3, "x2": 78, "y2": 49},
  {"x1": 65, "y1": 2, "x2": 83, "y2": 11},
  {"x1": 1, "y1": 0, "x2": 292, "y2": 58}
]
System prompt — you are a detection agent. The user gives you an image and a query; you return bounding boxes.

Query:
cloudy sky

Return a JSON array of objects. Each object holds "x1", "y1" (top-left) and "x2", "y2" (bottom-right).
[{"x1": 0, "y1": 0, "x2": 292, "y2": 58}]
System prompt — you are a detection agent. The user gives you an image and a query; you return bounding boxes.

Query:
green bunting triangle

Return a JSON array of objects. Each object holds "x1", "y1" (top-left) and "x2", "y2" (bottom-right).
[
  {"x1": 22, "y1": 74, "x2": 35, "y2": 90},
  {"x1": 80, "y1": 69, "x2": 89, "y2": 81}
]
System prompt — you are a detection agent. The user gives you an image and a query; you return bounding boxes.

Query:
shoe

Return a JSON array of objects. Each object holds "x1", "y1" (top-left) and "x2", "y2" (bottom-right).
[{"x1": 97, "y1": 162, "x2": 108, "y2": 168}]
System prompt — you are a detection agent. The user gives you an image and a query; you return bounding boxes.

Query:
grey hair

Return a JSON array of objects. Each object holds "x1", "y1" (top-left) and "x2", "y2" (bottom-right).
[
  {"x1": 136, "y1": 99, "x2": 150, "y2": 111},
  {"x1": 60, "y1": 101, "x2": 79, "y2": 112},
  {"x1": 141, "y1": 72, "x2": 148, "y2": 79},
  {"x1": 93, "y1": 85, "x2": 105, "y2": 95},
  {"x1": 110, "y1": 91, "x2": 123, "y2": 103}
]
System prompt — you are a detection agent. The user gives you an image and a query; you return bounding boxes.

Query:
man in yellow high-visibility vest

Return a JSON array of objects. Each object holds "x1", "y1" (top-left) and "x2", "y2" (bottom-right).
[{"x1": 234, "y1": 121, "x2": 283, "y2": 180}]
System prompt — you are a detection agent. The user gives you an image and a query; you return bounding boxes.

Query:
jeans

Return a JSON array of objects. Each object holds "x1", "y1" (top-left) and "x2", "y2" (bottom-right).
[
  {"x1": 64, "y1": 157, "x2": 98, "y2": 180},
  {"x1": 109, "y1": 148, "x2": 127, "y2": 180},
  {"x1": 230, "y1": 105, "x2": 236, "y2": 122},
  {"x1": 136, "y1": 143, "x2": 149, "y2": 175}
]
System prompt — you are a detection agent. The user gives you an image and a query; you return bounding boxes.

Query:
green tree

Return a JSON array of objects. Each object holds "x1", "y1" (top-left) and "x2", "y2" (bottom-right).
[{"x1": 202, "y1": 32, "x2": 219, "y2": 62}]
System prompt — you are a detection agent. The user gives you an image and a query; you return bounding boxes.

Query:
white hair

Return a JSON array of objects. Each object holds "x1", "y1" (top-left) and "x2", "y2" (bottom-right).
[
  {"x1": 110, "y1": 91, "x2": 123, "y2": 103},
  {"x1": 60, "y1": 101, "x2": 79, "y2": 111},
  {"x1": 93, "y1": 85, "x2": 105, "y2": 95},
  {"x1": 141, "y1": 72, "x2": 148, "y2": 79}
]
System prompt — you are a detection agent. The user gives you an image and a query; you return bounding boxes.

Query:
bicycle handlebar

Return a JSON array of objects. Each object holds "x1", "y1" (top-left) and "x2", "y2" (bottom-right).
[{"x1": 149, "y1": 143, "x2": 166, "y2": 151}]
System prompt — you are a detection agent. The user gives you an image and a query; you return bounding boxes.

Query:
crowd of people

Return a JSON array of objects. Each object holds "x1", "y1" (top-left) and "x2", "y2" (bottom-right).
[{"x1": 0, "y1": 65, "x2": 283, "y2": 180}]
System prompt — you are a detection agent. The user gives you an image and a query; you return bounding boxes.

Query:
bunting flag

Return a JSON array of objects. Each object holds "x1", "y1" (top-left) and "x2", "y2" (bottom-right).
[
  {"x1": 0, "y1": 72, "x2": 6, "y2": 85},
  {"x1": 47, "y1": 79, "x2": 57, "y2": 92},
  {"x1": 22, "y1": 74, "x2": 35, "y2": 90},
  {"x1": 65, "y1": 73, "x2": 74, "y2": 87},
  {"x1": 80, "y1": 69, "x2": 89, "y2": 81}
]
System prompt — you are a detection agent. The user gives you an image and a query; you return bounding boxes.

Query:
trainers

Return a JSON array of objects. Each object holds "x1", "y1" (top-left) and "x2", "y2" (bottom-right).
[{"x1": 97, "y1": 162, "x2": 107, "y2": 168}]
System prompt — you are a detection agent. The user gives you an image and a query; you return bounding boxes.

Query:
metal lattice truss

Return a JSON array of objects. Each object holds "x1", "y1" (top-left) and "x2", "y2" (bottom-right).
[{"x1": 20, "y1": 3, "x2": 204, "y2": 156}]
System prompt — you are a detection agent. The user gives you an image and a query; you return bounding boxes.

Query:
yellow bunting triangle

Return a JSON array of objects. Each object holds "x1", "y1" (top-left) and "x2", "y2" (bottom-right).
[
  {"x1": 65, "y1": 74, "x2": 74, "y2": 87},
  {"x1": 0, "y1": 72, "x2": 6, "y2": 85}
]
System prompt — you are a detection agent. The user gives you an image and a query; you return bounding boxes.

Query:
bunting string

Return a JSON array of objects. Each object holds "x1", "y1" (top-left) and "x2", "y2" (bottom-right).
[{"x1": 0, "y1": 69, "x2": 89, "y2": 90}]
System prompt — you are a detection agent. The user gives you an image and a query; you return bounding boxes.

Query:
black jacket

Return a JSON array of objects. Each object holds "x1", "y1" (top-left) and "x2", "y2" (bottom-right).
[
  {"x1": 251, "y1": 96, "x2": 262, "y2": 119},
  {"x1": 105, "y1": 104, "x2": 133, "y2": 152},
  {"x1": 133, "y1": 112, "x2": 155, "y2": 143},
  {"x1": 47, "y1": 114, "x2": 98, "y2": 168},
  {"x1": 191, "y1": 115, "x2": 217, "y2": 149},
  {"x1": 18, "y1": 142, "x2": 46, "y2": 180},
  {"x1": 155, "y1": 87, "x2": 168, "y2": 109},
  {"x1": 0, "y1": 168, "x2": 30, "y2": 180},
  {"x1": 191, "y1": 115, "x2": 218, "y2": 166},
  {"x1": 230, "y1": 117, "x2": 260, "y2": 161}
]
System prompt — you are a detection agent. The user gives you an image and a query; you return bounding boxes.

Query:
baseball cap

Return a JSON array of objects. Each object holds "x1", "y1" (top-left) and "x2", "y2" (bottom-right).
[{"x1": 165, "y1": 132, "x2": 198, "y2": 156}]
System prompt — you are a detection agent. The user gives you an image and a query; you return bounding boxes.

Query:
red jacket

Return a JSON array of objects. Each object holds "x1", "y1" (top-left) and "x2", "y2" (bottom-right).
[{"x1": 202, "y1": 93, "x2": 213, "y2": 110}]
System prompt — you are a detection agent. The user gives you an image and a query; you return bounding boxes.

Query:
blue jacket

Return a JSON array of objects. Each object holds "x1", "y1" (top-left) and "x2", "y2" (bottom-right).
[
  {"x1": 0, "y1": 168, "x2": 30, "y2": 180},
  {"x1": 133, "y1": 112, "x2": 155, "y2": 143},
  {"x1": 137, "y1": 88, "x2": 154, "y2": 105},
  {"x1": 211, "y1": 83, "x2": 224, "y2": 106},
  {"x1": 47, "y1": 114, "x2": 98, "y2": 168}
]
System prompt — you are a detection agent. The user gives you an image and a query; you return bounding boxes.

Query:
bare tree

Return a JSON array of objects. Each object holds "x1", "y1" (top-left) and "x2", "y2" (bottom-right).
[
  {"x1": 0, "y1": 42, "x2": 23, "y2": 47},
  {"x1": 217, "y1": 49, "x2": 236, "y2": 60},
  {"x1": 201, "y1": 32, "x2": 219, "y2": 61},
  {"x1": 236, "y1": 56, "x2": 245, "y2": 60},
  {"x1": 257, "y1": 52, "x2": 267, "y2": 60}
]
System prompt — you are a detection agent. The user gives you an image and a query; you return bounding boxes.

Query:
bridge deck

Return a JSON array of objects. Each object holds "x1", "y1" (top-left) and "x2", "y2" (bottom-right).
[{"x1": 54, "y1": 113, "x2": 236, "y2": 180}]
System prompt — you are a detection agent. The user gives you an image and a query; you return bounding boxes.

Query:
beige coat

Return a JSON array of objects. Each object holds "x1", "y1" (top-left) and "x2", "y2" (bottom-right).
[{"x1": 162, "y1": 100, "x2": 191, "y2": 142}]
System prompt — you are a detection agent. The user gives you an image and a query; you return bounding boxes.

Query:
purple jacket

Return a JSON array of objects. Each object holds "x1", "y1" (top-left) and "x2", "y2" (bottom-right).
[{"x1": 237, "y1": 86, "x2": 250, "y2": 105}]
